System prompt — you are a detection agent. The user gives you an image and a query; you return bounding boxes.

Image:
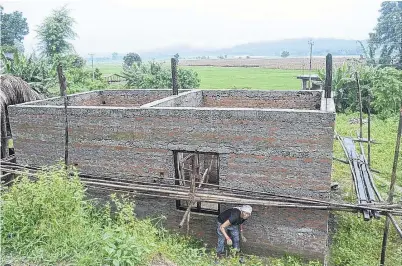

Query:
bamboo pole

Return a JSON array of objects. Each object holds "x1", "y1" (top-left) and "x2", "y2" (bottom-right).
[
  {"x1": 336, "y1": 133, "x2": 359, "y2": 202},
  {"x1": 179, "y1": 155, "x2": 197, "y2": 231},
  {"x1": 355, "y1": 72, "x2": 363, "y2": 139},
  {"x1": 380, "y1": 105, "x2": 402, "y2": 266},
  {"x1": 4, "y1": 163, "x2": 402, "y2": 214},
  {"x1": 57, "y1": 64, "x2": 69, "y2": 168},
  {"x1": 367, "y1": 93, "x2": 372, "y2": 167},
  {"x1": 4, "y1": 166, "x2": 402, "y2": 216},
  {"x1": 324, "y1": 53, "x2": 332, "y2": 99},
  {"x1": 171, "y1": 58, "x2": 178, "y2": 95}
]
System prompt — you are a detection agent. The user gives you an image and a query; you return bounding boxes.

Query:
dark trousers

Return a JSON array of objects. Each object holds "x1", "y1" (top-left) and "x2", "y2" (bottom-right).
[{"x1": 216, "y1": 222, "x2": 240, "y2": 254}]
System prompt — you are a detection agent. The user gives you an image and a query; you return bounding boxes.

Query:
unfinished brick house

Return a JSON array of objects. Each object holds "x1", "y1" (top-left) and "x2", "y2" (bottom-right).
[{"x1": 8, "y1": 89, "x2": 335, "y2": 261}]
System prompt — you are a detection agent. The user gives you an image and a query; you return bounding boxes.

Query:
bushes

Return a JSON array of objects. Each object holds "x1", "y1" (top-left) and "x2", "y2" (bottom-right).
[
  {"x1": 122, "y1": 61, "x2": 200, "y2": 89},
  {"x1": 372, "y1": 67, "x2": 402, "y2": 118},
  {"x1": 318, "y1": 63, "x2": 402, "y2": 118},
  {"x1": 0, "y1": 166, "x2": 267, "y2": 265}
]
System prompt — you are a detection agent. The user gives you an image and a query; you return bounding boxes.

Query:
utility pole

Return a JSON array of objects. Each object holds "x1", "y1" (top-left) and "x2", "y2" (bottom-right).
[
  {"x1": 308, "y1": 39, "x2": 314, "y2": 89},
  {"x1": 89, "y1": 53, "x2": 94, "y2": 80}
]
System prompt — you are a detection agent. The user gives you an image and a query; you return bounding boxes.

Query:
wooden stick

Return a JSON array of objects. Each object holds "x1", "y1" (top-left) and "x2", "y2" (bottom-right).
[
  {"x1": 57, "y1": 64, "x2": 69, "y2": 168},
  {"x1": 351, "y1": 138, "x2": 380, "y2": 144},
  {"x1": 180, "y1": 156, "x2": 197, "y2": 229},
  {"x1": 177, "y1": 153, "x2": 184, "y2": 186},
  {"x1": 336, "y1": 133, "x2": 359, "y2": 202},
  {"x1": 180, "y1": 153, "x2": 194, "y2": 163},
  {"x1": 198, "y1": 155, "x2": 215, "y2": 188},
  {"x1": 361, "y1": 140, "x2": 402, "y2": 237},
  {"x1": 198, "y1": 168, "x2": 209, "y2": 188},
  {"x1": 324, "y1": 53, "x2": 332, "y2": 98},
  {"x1": 171, "y1": 58, "x2": 178, "y2": 95},
  {"x1": 204, "y1": 155, "x2": 215, "y2": 185},
  {"x1": 367, "y1": 93, "x2": 372, "y2": 167},
  {"x1": 333, "y1": 157, "x2": 349, "y2": 164},
  {"x1": 388, "y1": 214, "x2": 402, "y2": 238},
  {"x1": 381, "y1": 105, "x2": 402, "y2": 265},
  {"x1": 355, "y1": 72, "x2": 363, "y2": 139}
]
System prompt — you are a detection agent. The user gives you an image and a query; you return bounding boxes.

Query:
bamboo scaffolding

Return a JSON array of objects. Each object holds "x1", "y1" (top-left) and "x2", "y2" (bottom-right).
[
  {"x1": 1, "y1": 163, "x2": 401, "y2": 210},
  {"x1": 2, "y1": 166, "x2": 402, "y2": 216},
  {"x1": 2, "y1": 162, "x2": 400, "y2": 211}
]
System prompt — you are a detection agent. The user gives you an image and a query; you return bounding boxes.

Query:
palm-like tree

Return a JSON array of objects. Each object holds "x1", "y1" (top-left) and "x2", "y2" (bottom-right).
[{"x1": 1, "y1": 75, "x2": 43, "y2": 158}]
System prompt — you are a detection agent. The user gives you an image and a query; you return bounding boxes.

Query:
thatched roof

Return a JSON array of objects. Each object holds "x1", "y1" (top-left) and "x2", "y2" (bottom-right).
[{"x1": 1, "y1": 75, "x2": 44, "y2": 158}]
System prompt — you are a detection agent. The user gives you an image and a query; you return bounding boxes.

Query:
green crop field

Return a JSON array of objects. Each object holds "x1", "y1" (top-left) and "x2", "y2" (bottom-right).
[
  {"x1": 91, "y1": 63, "x2": 122, "y2": 76},
  {"x1": 93, "y1": 63, "x2": 307, "y2": 90},
  {"x1": 184, "y1": 66, "x2": 303, "y2": 90}
]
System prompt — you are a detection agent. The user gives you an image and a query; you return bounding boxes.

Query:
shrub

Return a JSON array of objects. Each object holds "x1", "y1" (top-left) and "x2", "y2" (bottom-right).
[
  {"x1": 0, "y1": 165, "x2": 266, "y2": 266},
  {"x1": 318, "y1": 63, "x2": 402, "y2": 118},
  {"x1": 122, "y1": 61, "x2": 200, "y2": 89}
]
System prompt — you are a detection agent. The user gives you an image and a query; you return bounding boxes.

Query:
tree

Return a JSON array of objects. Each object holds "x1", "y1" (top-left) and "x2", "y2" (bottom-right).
[
  {"x1": 123, "y1": 53, "x2": 141, "y2": 68},
  {"x1": 112, "y1": 52, "x2": 118, "y2": 60},
  {"x1": 0, "y1": 6, "x2": 29, "y2": 47},
  {"x1": 94, "y1": 68, "x2": 102, "y2": 80},
  {"x1": 281, "y1": 51, "x2": 290, "y2": 58},
  {"x1": 370, "y1": 1, "x2": 402, "y2": 65},
  {"x1": 36, "y1": 6, "x2": 77, "y2": 59},
  {"x1": 174, "y1": 53, "x2": 180, "y2": 62}
]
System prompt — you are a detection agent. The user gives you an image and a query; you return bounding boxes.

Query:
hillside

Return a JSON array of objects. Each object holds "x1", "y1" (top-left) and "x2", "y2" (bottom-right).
[
  {"x1": 139, "y1": 38, "x2": 364, "y2": 59},
  {"x1": 91, "y1": 38, "x2": 364, "y2": 62}
]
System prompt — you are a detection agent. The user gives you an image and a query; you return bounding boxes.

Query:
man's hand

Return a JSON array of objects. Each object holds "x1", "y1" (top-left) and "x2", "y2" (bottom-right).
[
  {"x1": 241, "y1": 234, "x2": 247, "y2": 243},
  {"x1": 226, "y1": 238, "x2": 233, "y2": 246}
]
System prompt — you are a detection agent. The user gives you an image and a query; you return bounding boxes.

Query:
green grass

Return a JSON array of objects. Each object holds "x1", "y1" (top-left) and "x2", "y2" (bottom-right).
[
  {"x1": 92, "y1": 63, "x2": 305, "y2": 90},
  {"x1": 330, "y1": 113, "x2": 402, "y2": 266},
  {"x1": 184, "y1": 66, "x2": 303, "y2": 90},
  {"x1": 90, "y1": 63, "x2": 123, "y2": 76}
]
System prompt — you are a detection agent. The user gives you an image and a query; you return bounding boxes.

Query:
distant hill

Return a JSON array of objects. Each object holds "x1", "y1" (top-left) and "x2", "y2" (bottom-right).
[
  {"x1": 139, "y1": 38, "x2": 365, "y2": 60},
  {"x1": 217, "y1": 38, "x2": 364, "y2": 57},
  {"x1": 89, "y1": 38, "x2": 365, "y2": 62}
]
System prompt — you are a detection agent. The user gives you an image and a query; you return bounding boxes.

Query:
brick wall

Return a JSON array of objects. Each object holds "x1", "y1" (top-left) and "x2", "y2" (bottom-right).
[
  {"x1": 202, "y1": 90, "x2": 322, "y2": 110},
  {"x1": 8, "y1": 89, "x2": 335, "y2": 261},
  {"x1": 148, "y1": 90, "x2": 203, "y2": 107}
]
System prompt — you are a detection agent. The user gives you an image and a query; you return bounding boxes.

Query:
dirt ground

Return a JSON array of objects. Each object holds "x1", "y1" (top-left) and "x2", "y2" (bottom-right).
[{"x1": 180, "y1": 57, "x2": 362, "y2": 70}]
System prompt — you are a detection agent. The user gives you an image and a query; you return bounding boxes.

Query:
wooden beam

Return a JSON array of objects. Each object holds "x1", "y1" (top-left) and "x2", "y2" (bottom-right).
[{"x1": 380, "y1": 105, "x2": 402, "y2": 265}]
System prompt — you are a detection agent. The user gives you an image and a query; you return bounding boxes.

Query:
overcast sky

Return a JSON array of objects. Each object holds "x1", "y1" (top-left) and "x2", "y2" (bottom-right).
[{"x1": 3, "y1": 0, "x2": 384, "y2": 55}]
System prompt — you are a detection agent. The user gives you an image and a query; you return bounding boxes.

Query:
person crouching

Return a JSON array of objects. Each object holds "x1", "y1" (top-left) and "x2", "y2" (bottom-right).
[{"x1": 216, "y1": 205, "x2": 252, "y2": 257}]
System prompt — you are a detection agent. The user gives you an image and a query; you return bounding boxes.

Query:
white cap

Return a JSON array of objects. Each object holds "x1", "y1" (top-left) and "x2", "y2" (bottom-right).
[{"x1": 241, "y1": 205, "x2": 252, "y2": 214}]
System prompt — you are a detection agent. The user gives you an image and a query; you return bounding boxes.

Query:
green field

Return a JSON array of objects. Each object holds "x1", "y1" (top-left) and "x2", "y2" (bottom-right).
[
  {"x1": 91, "y1": 63, "x2": 122, "y2": 76},
  {"x1": 93, "y1": 63, "x2": 305, "y2": 90},
  {"x1": 185, "y1": 66, "x2": 303, "y2": 90}
]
